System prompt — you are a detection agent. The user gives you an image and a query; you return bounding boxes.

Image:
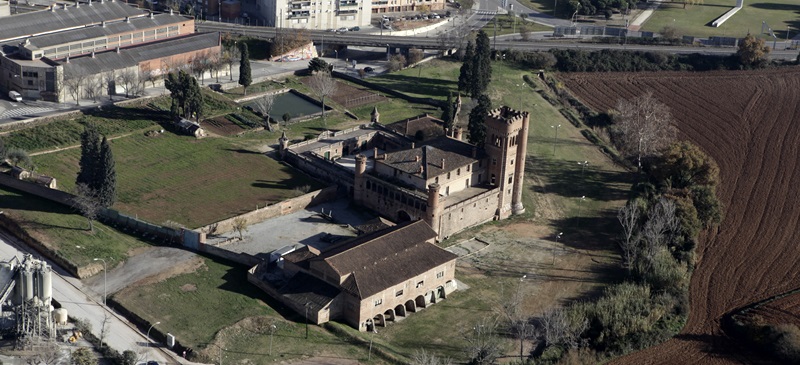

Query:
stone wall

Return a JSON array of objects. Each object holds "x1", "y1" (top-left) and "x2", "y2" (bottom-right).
[
  {"x1": 438, "y1": 188, "x2": 499, "y2": 238},
  {"x1": 197, "y1": 185, "x2": 338, "y2": 236}
]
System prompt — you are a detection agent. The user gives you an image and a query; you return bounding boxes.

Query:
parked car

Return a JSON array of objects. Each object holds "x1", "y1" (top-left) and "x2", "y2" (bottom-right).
[
  {"x1": 349, "y1": 26, "x2": 360, "y2": 31},
  {"x1": 337, "y1": 27, "x2": 348, "y2": 33},
  {"x1": 8, "y1": 91, "x2": 22, "y2": 102},
  {"x1": 364, "y1": 67, "x2": 374, "y2": 73},
  {"x1": 432, "y1": 14, "x2": 440, "y2": 19}
]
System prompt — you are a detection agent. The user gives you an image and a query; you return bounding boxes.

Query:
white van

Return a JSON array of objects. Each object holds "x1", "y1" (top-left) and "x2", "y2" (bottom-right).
[{"x1": 8, "y1": 91, "x2": 22, "y2": 102}]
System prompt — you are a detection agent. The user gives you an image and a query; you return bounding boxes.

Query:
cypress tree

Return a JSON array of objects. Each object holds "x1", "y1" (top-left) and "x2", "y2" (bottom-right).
[
  {"x1": 471, "y1": 30, "x2": 492, "y2": 98},
  {"x1": 77, "y1": 123, "x2": 101, "y2": 188},
  {"x1": 97, "y1": 136, "x2": 116, "y2": 208},
  {"x1": 441, "y1": 93, "x2": 455, "y2": 133},
  {"x1": 239, "y1": 43, "x2": 252, "y2": 95},
  {"x1": 468, "y1": 94, "x2": 491, "y2": 147},
  {"x1": 458, "y1": 41, "x2": 474, "y2": 95}
]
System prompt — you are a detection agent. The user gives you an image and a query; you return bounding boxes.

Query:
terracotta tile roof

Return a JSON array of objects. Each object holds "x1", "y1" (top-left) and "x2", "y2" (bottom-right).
[
  {"x1": 385, "y1": 114, "x2": 446, "y2": 141},
  {"x1": 355, "y1": 217, "x2": 395, "y2": 235},
  {"x1": 380, "y1": 136, "x2": 481, "y2": 179},
  {"x1": 315, "y1": 220, "x2": 456, "y2": 298}
]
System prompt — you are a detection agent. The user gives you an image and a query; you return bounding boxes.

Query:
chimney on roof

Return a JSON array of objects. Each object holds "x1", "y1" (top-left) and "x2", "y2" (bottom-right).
[
  {"x1": 101, "y1": 21, "x2": 106, "y2": 27},
  {"x1": 116, "y1": 47, "x2": 120, "y2": 53},
  {"x1": 62, "y1": 3, "x2": 67, "y2": 9},
  {"x1": 373, "y1": 147, "x2": 378, "y2": 160},
  {"x1": 441, "y1": 158, "x2": 445, "y2": 169},
  {"x1": 50, "y1": 4, "x2": 55, "y2": 11},
  {"x1": 88, "y1": 0, "x2": 93, "y2": 6},
  {"x1": 418, "y1": 164, "x2": 424, "y2": 175},
  {"x1": 415, "y1": 155, "x2": 420, "y2": 162},
  {"x1": 169, "y1": 8, "x2": 174, "y2": 15},
  {"x1": 149, "y1": 11, "x2": 154, "y2": 19},
  {"x1": 75, "y1": 1, "x2": 79, "y2": 8},
  {"x1": 411, "y1": 142, "x2": 415, "y2": 149},
  {"x1": 124, "y1": 16, "x2": 130, "y2": 22},
  {"x1": 91, "y1": 51, "x2": 95, "y2": 58},
  {"x1": 65, "y1": 55, "x2": 70, "y2": 63}
]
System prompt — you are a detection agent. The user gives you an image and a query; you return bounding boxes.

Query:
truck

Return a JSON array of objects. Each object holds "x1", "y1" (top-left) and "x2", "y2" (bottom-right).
[{"x1": 8, "y1": 91, "x2": 22, "y2": 102}]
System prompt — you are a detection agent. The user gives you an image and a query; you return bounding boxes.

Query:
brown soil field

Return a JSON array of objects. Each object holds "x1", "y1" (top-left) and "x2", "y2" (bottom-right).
[
  {"x1": 560, "y1": 67, "x2": 800, "y2": 364},
  {"x1": 204, "y1": 116, "x2": 246, "y2": 136},
  {"x1": 300, "y1": 78, "x2": 385, "y2": 108}
]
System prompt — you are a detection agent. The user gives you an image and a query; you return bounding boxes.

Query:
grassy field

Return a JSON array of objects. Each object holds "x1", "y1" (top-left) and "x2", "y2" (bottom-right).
[
  {"x1": 113, "y1": 255, "x2": 386, "y2": 364},
  {"x1": 31, "y1": 132, "x2": 322, "y2": 229},
  {"x1": 0, "y1": 188, "x2": 149, "y2": 268},
  {"x1": 366, "y1": 59, "x2": 630, "y2": 360},
  {"x1": 481, "y1": 16, "x2": 554, "y2": 36},
  {"x1": 642, "y1": 0, "x2": 799, "y2": 39}
]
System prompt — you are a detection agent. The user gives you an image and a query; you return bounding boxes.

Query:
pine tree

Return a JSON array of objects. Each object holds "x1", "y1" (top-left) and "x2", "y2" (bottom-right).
[
  {"x1": 441, "y1": 93, "x2": 455, "y2": 134},
  {"x1": 77, "y1": 123, "x2": 101, "y2": 188},
  {"x1": 458, "y1": 41, "x2": 475, "y2": 95},
  {"x1": 97, "y1": 136, "x2": 116, "y2": 208},
  {"x1": 239, "y1": 43, "x2": 252, "y2": 95},
  {"x1": 468, "y1": 94, "x2": 491, "y2": 147},
  {"x1": 471, "y1": 30, "x2": 492, "y2": 97}
]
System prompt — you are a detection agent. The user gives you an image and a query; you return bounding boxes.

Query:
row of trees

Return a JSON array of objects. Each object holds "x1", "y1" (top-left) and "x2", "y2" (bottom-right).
[
  {"x1": 457, "y1": 30, "x2": 493, "y2": 148},
  {"x1": 73, "y1": 123, "x2": 117, "y2": 232}
]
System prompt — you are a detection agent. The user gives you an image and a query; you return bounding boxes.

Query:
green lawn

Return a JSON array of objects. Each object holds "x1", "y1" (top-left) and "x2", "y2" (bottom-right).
[
  {"x1": 32, "y1": 133, "x2": 323, "y2": 229},
  {"x1": 481, "y1": 16, "x2": 555, "y2": 36},
  {"x1": 642, "y1": 0, "x2": 799, "y2": 39},
  {"x1": 368, "y1": 59, "x2": 461, "y2": 100},
  {"x1": 0, "y1": 187, "x2": 149, "y2": 268},
  {"x1": 350, "y1": 59, "x2": 631, "y2": 360},
  {"x1": 113, "y1": 255, "x2": 385, "y2": 364}
]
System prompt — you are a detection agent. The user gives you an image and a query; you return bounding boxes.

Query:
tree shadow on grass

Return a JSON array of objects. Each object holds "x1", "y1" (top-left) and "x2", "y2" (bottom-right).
[
  {"x1": 527, "y1": 158, "x2": 634, "y2": 202},
  {"x1": 373, "y1": 74, "x2": 457, "y2": 98},
  {"x1": 84, "y1": 105, "x2": 170, "y2": 123},
  {"x1": 0, "y1": 188, "x2": 74, "y2": 214},
  {"x1": 223, "y1": 148, "x2": 262, "y2": 155},
  {"x1": 749, "y1": 2, "x2": 800, "y2": 12},
  {"x1": 548, "y1": 209, "x2": 622, "y2": 251}
]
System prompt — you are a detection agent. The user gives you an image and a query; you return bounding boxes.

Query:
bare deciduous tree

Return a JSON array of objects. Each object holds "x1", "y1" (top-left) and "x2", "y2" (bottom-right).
[
  {"x1": 641, "y1": 198, "x2": 679, "y2": 268},
  {"x1": 252, "y1": 93, "x2": 276, "y2": 131},
  {"x1": 84, "y1": 76, "x2": 104, "y2": 103},
  {"x1": 411, "y1": 349, "x2": 453, "y2": 365},
  {"x1": 223, "y1": 46, "x2": 240, "y2": 81},
  {"x1": 232, "y1": 217, "x2": 248, "y2": 240},
  {"x1": 307, "y1": 72, "x2": 338, "y2": 126},
  {"x1": 463, "y1": 318, "x2": 504, "y2": 365},
  {"x1": 118, "y1": 68, "x2": 139, "y2": 98},
  {"x1": 209, "y1": 53, "x2": 223, "y2": 83},
  {"x1": 103, "y1": 70, "x2": 119, "y2": 101},
  {"x1": 63, "y1": 69, "x2": 87, "y2": 106},
  {"x1": 141, "y1": 63, "x2": 159, "y2": 88},
  {"x1": 99, "y1": 312, "x2": 111, "y2": 348},
  {"x1": 26, "y1": 342, "x2": 64, "y2": 365},
  {"x1": 537, "y1": 307, "x2": 587, "y2": 349},
  {"x1": 614, "y1": 91, "x2": 676, "y2": 170},
  {"x1": 618, "y1": 201, "x2": 641, "y2": 273},
  {"x1": 72, "y1": 183, "x2": 103, "y2": 233}
]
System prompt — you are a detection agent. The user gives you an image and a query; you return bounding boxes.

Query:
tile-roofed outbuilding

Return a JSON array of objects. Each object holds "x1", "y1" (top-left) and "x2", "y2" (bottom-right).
[
  {"x1": 313, "y1": 220, "x2": 455, "y2": 298},
  {"x1": 0, "y1": 1, "x2": 146, "y2": 43},
  {"x1": 380, "y1": 136, "x2": 480, "y2": 179},
  {"x1": 278, "y1": 272, "x2": 340, "y2": 312},
  {"x1": 24, "y1": 12, "x2": 190, "y2": 50},
  {"x1": 61, "y1": 32, "x2": 219, "y2": 74}
]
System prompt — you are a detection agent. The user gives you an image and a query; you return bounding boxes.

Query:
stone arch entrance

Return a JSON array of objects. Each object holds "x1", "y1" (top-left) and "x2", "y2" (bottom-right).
[
  {"x1": 405, "y1": 299, "x2": 416, "y2": 313},
  {"x1": 397, "y1": 210, "x2": 411, "y2": 222},
  {"x1": 384, "y1": 308, "x2": 395, "y2": 322},
  {"x1": 415, "y1": 295, "x2": 426, "y2": 309},
  {"x1": 343, "y1": 145, "x2": 350, "y2": 156},
  {"x1": 374, "y1": 313, "x2": 385, "y2": 327},
  {"x1": 437, "y1": 286, "x2": 445, "y2": 300},
  {"x1": 395, "y1": 304, "x2": 406, "y2": 318}
]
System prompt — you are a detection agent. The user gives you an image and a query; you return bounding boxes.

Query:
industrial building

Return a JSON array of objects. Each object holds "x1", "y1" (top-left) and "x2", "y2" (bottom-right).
[
  {"x1": 251, "y1": 0, "x2": 372, "y2": 30},
  {"x1": 0, "y1": 0, "x2": 221, "y2": 102}
]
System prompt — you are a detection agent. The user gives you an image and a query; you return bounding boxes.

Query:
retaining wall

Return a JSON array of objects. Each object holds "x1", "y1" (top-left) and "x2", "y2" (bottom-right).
[{"x1": 197, "y1": 185, "x2": 338, "y2": 236}]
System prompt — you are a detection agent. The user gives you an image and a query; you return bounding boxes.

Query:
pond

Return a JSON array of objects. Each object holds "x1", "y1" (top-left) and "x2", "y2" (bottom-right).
[{"x1": 246, "y1": 90, "x2": 322, "y2": 122}]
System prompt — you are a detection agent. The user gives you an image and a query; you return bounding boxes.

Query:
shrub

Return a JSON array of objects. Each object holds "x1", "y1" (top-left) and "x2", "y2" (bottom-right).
[
  {"x1": 768, "y1": 324, "x2": 800, "y2": 363},
  {"x1": 387, "y1": 54, "x2": 407, "y2": 72}
]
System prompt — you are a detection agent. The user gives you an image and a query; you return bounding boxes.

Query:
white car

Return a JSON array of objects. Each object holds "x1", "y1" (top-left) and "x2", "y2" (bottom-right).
[{"x1": 337, "y1": 27, "x2": 348, "y2": 33}]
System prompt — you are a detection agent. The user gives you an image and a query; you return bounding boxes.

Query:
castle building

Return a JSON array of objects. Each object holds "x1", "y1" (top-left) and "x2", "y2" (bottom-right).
[{"x1": 280, "y1": 106, "x2": 530, "y2": 240}]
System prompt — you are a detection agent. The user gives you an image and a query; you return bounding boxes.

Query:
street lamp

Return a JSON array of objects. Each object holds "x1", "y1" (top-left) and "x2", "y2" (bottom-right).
[
  {"x1": 204, "y1": 343, "x2": 224, "y2": 365},
  {"x1": 366, "y1": 319, "x2": 377, "y2": 361},
  {"x1": 93, "y1": 258, "x2": 107, "y2": 306},
  {"x1": 268, "y1": 323, "x2": 277, "y2": 356},
  {"x1": 553, "y1": 232, "x2": 562, "y2": 265},
  {"x1": 551, "y1": 124, "x2": 561, "y2": 157},
  {"x1": 578, "y1": 160, "x2": 589, "y2": 178},
  {"x1": 146, "y1": 321, "x2": 161, "y2": 365},
  {"x1": 304, "y1": 302, "x2": 311, "y2": 339}
]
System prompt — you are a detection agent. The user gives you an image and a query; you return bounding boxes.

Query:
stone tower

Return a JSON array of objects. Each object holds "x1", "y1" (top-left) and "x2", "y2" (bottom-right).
[
  {"x1": 482, "y1": 106, "x2": 530, "y2": 218},
  {"x1": 425, "y1": 183, "x2": 442, "y2": 233},
  {"x1": 278, "y1": 131, "x2": 289, "y2": 160},
  {"x1": 353, "y1": 154, "x2": 367, "y2": 205},
  {"x1": 371, "y1": 106, "x2": 380, "y2": 124}
]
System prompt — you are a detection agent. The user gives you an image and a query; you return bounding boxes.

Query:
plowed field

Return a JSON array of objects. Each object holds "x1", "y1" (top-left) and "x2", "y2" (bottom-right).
[{"x1": 560, "y1": 67, "x2": 800, "y2": 364}]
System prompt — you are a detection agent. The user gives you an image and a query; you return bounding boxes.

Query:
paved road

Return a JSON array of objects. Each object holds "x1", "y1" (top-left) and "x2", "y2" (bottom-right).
[{"x1": 0, "y1": 228, "x2": 175, "y2": 365}]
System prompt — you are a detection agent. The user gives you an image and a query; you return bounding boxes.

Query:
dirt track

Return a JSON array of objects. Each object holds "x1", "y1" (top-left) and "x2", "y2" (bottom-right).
[{"x1": 561, "y1": 67, "x2": 800, "y2": 364}]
